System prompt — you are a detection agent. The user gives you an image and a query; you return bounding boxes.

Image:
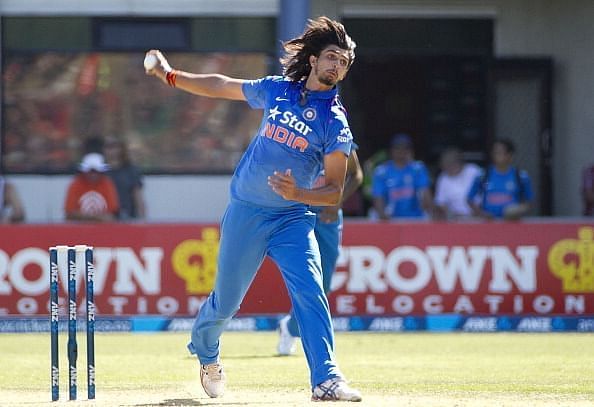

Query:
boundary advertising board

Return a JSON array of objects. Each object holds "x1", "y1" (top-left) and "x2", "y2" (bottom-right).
[{"x1": 1, "y1": 222, "x2": 593, "y2": 320}]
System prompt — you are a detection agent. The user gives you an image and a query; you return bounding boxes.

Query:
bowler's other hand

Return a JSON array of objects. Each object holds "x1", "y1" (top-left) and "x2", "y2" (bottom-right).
[{"x1": 268, "y1": 169, "x2": 301, "y2": 201}]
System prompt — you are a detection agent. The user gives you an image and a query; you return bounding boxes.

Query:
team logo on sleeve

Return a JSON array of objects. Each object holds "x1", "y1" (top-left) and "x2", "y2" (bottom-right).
[
  {"x1": 337, "y1": 127, "x2": 353, "y2": 143},
  {"x1": 303, "y1": 108, "x2": 317, "y2": 121}
]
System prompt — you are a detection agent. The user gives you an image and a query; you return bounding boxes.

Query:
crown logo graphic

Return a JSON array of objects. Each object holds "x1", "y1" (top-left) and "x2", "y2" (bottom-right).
[
  {"x1": 547, "y1": 227, "x2": 594, "y2": 292},
  {"x1": 172, "y1": 228, "x2": 219, "y2": 294}
]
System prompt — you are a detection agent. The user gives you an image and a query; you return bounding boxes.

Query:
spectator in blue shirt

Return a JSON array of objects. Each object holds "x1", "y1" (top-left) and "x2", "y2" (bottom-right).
[
  {"x1": 467, "y1": 138, "x2": 533, "y2": 220},
  {"x1": 371, "y1": 133, "x2": 432, "y2": 219}
]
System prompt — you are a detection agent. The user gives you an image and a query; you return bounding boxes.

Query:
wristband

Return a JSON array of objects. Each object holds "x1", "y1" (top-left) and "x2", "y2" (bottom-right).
[{"x1": 166, "y1": 70, "x2": 178, "y2": 87}]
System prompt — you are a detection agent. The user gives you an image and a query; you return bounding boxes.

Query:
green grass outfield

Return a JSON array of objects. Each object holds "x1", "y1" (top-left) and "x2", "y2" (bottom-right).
[{"x1": 0, "y1": 332, "x2": 593, "y2": 406}]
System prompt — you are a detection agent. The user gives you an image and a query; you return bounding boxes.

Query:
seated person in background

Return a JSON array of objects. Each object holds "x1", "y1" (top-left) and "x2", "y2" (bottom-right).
[
  {"x1": 467, "y1": 138, "x2": 533, "y2": 220},
  {"x1": 64, "y1": 153, "x2": 119, "y2": 222},
  {"x1": 360, "y1": 148, "x2": 387, "y2": 214},
  {"x1": 371, "y1": 133, "x2": 432, "y2": 219},
  {"x1": 103, "y1": 136, "x2": 146, "y2": 220},
  {"x1": 581, "y1": 164, "x2": 594, "y2": 216},
  {"x1": 0, "y1": 174, "x2": 25, "y2": 223},
  {"x1": 433, "y1": 147, "x2": 481, "y2": 220}
]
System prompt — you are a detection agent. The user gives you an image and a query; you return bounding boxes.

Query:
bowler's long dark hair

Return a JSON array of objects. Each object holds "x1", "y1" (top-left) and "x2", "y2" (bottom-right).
[{"x1": 280, "y1": 16, "x2": 356, "y2": 82}]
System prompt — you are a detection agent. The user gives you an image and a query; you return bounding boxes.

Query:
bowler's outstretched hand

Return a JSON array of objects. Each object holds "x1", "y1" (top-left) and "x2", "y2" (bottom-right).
[{"x1": 144, "y1": 50, "x2": 172, "y2": 75}]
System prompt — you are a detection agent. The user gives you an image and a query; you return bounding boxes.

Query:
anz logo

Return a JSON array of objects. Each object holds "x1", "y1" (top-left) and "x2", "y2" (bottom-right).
[{"x1": 262, "y1": 105, "x2": 311, "y2": 152}]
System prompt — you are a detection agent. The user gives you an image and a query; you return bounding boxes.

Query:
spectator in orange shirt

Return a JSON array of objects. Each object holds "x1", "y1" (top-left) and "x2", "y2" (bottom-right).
[{"x1": 64, "y1": 153, "x2": 119, "y2": 222}]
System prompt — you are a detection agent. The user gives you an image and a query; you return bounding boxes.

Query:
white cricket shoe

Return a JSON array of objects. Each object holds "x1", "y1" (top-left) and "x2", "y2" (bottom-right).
[
  {"x1": 277, "y1": 315, "x2": 296, "y2": 356},
  {"x1": 200, "y1": 362, "x2": 226, "y2": 398},
  {"x1": 312, "y1": 378, "x2": 362, "y2": 402}
]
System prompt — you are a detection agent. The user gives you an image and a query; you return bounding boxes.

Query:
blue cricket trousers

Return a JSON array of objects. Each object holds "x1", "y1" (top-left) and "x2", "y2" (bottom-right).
[
  {"x1": 190, "y1": 199, "x2": 343, "y2": 387},
  {"x1": 286, "y1": 209, "x2": 342, "y2": 338}
]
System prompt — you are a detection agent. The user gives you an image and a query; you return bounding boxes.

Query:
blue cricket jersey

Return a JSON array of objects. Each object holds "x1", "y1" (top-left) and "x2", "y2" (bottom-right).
[
  {"x1": 236, "y1": 76, "x2": 353, "y2": 207},
  {"x1": 467, "y1": 165, "x2": 533, "y2": 218},
  {"x1": 371, "y1": 160, "x2": 430, "y2": 218}
]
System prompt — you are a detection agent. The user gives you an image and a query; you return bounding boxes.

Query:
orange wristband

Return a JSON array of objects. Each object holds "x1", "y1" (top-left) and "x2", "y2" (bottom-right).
[{"x1": 166, "y1": 70, "x2": 177, "y2": 87}]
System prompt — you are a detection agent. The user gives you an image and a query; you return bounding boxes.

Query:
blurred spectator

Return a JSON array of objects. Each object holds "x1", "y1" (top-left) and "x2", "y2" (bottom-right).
[
  {"x1": 83, "y1": 136, "x2": 105, "y2": 155},
  {"x1": 433, "y1": 147, "x2": 481, "y2": 220},
  {"x1": 371, "y1": 133, "x2": 433, "y2": 219},
  {"x1": 64, "y1": 153, "x2": 119, "y2": 222},
  {"x1": 0, "y1": 174, "x2": 25, "y2": 223},
  {"x1": 467, "y1": 138, "x2": 533, "y2": 220},
  {"x1": 103, "y1": 136, "x2": 146, "y2": 220},
  {"x1": 581, "y1": 164, "x2": 594, "y2": 216},
  {"x1": 361, "y1": 148, "x2": 388, "y2": 216}
]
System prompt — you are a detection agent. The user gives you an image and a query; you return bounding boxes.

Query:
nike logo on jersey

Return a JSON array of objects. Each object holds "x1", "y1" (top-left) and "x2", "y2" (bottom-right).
[{"x1": 275, "y1": 96, "x2": 290, "y2": 102}]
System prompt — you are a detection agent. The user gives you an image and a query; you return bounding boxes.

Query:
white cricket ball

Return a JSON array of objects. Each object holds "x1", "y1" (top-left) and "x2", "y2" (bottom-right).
[{"x1": 144, "y1": 54, "x2": 158, "y2": 71}]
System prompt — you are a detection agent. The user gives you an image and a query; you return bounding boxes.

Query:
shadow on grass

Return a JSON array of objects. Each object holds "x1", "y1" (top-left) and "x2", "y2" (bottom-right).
[
  {"x1": 186, "y1": 354, "x2": 283, "y2": 360},
  {"x1": 225, "y1": 354, "x2": 290, "y2": 360},
  {"x1": 129, "y1": 398, "x2": 276, "y2": 406}
]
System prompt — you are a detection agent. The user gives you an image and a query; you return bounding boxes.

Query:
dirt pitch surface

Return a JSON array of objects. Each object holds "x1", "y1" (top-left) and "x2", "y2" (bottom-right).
[{"x1": 2, "y1": 388, "x2": 593, "y2": 406}]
